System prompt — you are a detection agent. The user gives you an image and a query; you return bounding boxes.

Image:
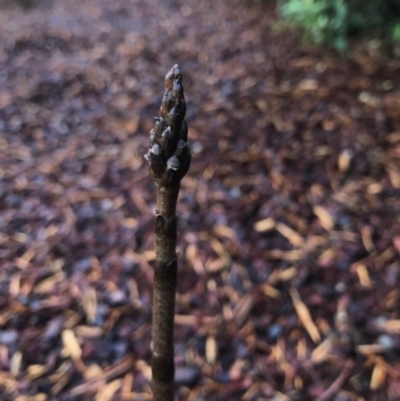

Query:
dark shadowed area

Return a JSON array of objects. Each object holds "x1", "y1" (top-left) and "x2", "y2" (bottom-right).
[{"x1": 0, "y1": 0, "x2": 400, "y2": 400}]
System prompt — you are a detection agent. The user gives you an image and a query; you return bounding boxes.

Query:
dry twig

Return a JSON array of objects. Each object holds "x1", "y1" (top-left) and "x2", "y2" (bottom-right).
[{"x1": 145, "y1": 65, "x2": 191, "y2": 401}]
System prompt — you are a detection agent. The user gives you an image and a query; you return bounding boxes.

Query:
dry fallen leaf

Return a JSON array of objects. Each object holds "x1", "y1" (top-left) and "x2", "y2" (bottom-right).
[
  {"x1": 353, "y1": 263, "x2": 372, "y2": 287},
  {"x1": 359, "y1": 91, "x2": 381, "y2": 108},
  {"x1": 311, "y1": 336, "x2": 333, "y2": 364},
  {"x1": 185, "y1": 243, "x2": 205, "y2": 274},
  {"x1": 15, "y1": 395, "x2": 47, "y2": 401},
  {"x1": 95, "y1": 379, "x2": 122, "y2": 401},
  {"x1": 290, "y1": 288, "x2": 321, "y2": 343},
  {"x1": 382, "y1": 320, "x2": 400, "y2": 333},
  {"x1": 82, "y1": 287, "x2": 97, "y2": 324},
  {"x1": 275, "y1": 222, "x2": 304, "y2": 247},
  {"x1": 265, "y1": 249, "x2": 303, "y2": 261},
  {"x1": 11, "y1": 351, "x2": 22, "y2": 376},
  {"x1": 386, "y1": 167, "x2": 400, "y2": 188},
  {"x1": 338, "y1": 149, "x2": 353, "y2": 173},
  {"x1": 206, "y1": 335, "x2": 217, "y2": 365},
  {"x1": 361, "y1": 226, "x2": 375, "y2": 252},
  {"x1": 62, "y1": 330, "x2": 82, "y2": 360},
  {"x1": 254, "y1": 217, "x2": 275, "y2": 232},
  {"x1": 297, "y1": 79, "x2": 318, "y2": 91},
  {"x1": 84, "y1": 364, "x2": 103, "y2": 380},
  {"x1": 261, "y1": 284, "x2": 281, "y2": 299},
  {"x1": 313, "y1": 206, "x2": 334, "y2": 231},
  {"x1": 26, "y1": 365, "x2": 48, "y2": 380},
  {"x1": 370, "y1": 357, "x2": 386, "y2": 390}
]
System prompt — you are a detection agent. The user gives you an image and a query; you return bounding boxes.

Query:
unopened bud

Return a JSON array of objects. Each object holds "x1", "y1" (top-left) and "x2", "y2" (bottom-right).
[
  {"x1": 151, "y1": 144, "x2": 162, "y2": 155},
  {"x1": 176, "y1": 140, "x2": 185, "y2": 149},
  {"x1": 167, "y1": 155, "x2": 180, "y2": 171},
  {"x1": 154, "y1": 118, "x2": 165, "y2": 139}
]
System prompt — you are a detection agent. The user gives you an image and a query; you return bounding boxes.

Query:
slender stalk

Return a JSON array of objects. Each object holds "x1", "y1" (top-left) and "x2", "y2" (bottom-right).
[{"x1": 145, "y1": 65, "x2": 191, "y2": 401}]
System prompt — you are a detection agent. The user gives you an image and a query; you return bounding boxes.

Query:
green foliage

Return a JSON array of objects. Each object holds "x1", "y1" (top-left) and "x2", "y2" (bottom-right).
[
  {"x1": 278, "y1": 0, "x2": 400, "y2": 51},
  {"x1": 393, "y1": 23, "x2": 400, "y2": 43}
]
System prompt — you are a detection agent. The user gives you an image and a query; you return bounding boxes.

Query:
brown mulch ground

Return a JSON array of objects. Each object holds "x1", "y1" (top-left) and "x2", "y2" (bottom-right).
[{"x1": 0, "y1": 0, "x2": 400, "y2": 400}]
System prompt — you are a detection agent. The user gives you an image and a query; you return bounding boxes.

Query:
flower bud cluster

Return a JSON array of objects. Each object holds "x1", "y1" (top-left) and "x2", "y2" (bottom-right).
[{"x1": 145, "y1": 65, "x2": 191, "y2": 189}]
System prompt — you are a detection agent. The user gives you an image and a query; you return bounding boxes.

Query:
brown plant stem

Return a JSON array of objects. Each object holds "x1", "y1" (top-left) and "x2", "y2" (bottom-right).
[{"x1": 145, "y1": 65, "x2": 191, "y2": 401}]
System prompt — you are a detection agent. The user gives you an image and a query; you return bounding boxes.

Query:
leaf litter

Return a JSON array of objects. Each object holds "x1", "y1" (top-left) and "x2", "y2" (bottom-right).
[{"x1": 0, "y1": 0, "x2": 400, "y2": 400}]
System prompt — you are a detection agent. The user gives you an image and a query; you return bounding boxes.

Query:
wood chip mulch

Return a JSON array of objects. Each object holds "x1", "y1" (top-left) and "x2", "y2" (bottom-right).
[{"x1": 0, "y1": 0, "x2": 400, "y2": 400}]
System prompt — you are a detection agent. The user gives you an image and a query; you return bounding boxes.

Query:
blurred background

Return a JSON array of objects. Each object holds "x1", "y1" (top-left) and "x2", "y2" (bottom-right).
[{"x1": 0, "y1": 0, "x2": 400, "y2": 400}]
